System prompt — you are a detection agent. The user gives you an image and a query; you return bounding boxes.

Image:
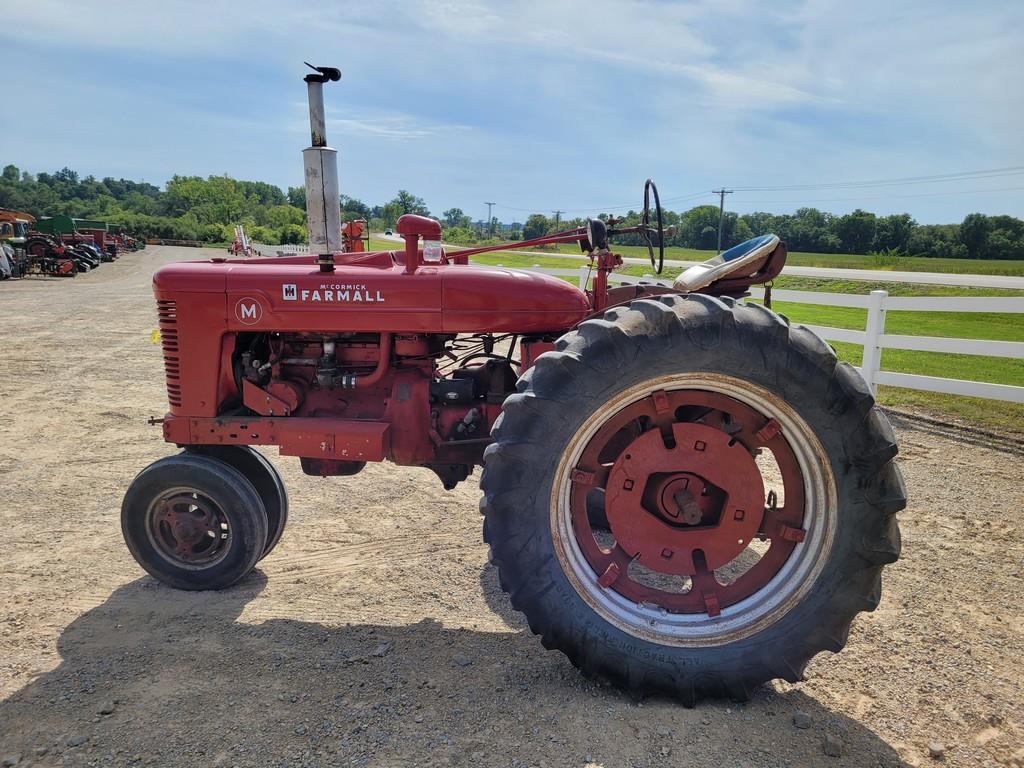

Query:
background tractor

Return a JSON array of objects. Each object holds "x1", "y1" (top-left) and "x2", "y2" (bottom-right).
[
  {"x1": 341, "y1": 218, "x2": 370, "y2": 252},
  {"x1": 121, "y1": 65, "x2": 905, "y2": 702},
  {"x1": 34, "y1": 215, "x2": 111, "y2": 272},
  {"x1": 22, "y1": 232, "x2": 77, "y2": 277}
]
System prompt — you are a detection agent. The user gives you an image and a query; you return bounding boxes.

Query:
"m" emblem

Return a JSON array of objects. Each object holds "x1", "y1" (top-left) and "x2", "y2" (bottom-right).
[{"x1": 234, "y1": 297, "x2": 263, "y2": 325}]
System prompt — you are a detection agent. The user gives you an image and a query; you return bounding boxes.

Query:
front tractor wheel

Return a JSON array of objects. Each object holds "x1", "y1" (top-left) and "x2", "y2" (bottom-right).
[
  {"x1": 122, "y1": 454, "x2": 269, "y2": 590},
  {"x1": 481, "y1": 294, "x2": 905, "y2": 703},
  {"x1": 186, "y1": 445, "x2": 289, "y2": 560}
]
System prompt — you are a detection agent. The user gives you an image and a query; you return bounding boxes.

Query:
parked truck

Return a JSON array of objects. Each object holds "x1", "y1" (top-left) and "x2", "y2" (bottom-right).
[{"x1": 0, "y1": 209, "x2": 36, "y2": 277}]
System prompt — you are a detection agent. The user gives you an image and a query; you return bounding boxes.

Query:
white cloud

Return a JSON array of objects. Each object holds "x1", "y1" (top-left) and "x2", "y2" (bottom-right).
[{"x1": 328, "y1": 112, "x2": 472, "y2": 141}]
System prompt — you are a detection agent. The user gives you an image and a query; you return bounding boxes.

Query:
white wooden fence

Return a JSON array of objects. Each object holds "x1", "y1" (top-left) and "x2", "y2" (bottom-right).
[
  {"x1": 253, "y1": 243, "x2": 310, "y2": 256},
  {"x1": 498, "y1": 263, "x2": 1024, "y2": 404}
]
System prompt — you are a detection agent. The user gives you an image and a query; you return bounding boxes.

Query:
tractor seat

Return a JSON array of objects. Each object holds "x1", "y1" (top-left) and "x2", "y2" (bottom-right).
[{"x1": 673, "y1": 234, "x2": 780, "y2": 293}]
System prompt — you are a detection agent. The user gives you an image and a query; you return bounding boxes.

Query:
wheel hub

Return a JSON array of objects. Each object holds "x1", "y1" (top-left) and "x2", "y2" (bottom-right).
[
  {"x1": 605, "y1": 423, "x2": 765, "y2": 575},
  {"x1": 169, "y1": 515, "x2": 207, "y2": 546},
  {"x1": 648, "y1": 473, "x2": 718, "y2": 526},
  {"x1": 563, "y1": 384, "x2": 814, "y2": 621},
  {"x1": 149, "y1": 491, "x2": 228, "y2": 565}
]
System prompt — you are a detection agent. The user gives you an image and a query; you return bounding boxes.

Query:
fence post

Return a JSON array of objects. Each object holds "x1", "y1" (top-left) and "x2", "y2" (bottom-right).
[
  {"x1": 578, "y1": 265, "x2": 590, "y2": 290},
  {"x1": 861, "y1": 290, "x2": 888, "y2": 394}
]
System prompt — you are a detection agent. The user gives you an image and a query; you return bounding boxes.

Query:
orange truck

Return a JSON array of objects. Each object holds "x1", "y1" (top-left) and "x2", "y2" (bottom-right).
[{"x1": 0, "y1": 208, "x2": 35, "y2": 246}]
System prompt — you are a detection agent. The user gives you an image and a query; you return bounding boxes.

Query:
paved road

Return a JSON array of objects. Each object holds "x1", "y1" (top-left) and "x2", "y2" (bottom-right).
[{"x1": 375, "y1": 232, "x2": 1024, "y2": 289}]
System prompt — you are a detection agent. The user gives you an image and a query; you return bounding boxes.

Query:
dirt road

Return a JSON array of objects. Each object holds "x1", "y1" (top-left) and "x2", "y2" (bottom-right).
[{"x1": 1, "y1": 247, "x2": 1021, "y2": 767}]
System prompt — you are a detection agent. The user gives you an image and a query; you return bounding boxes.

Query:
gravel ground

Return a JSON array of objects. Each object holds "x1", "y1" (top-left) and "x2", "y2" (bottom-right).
[{"x1": 0, "y1": 246, "x2": 1021, "y2": 768}]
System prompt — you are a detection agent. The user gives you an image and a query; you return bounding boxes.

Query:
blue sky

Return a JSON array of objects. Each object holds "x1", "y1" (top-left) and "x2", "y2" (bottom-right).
[{"x1": 1, "y1": 0, "x2": 1022, "y2": 224}]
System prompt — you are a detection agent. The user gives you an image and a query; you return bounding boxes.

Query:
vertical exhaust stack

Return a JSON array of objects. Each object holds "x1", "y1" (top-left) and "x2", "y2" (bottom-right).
[{"x1": 302, "y1": 64, "x2": 342, "y2": 273}]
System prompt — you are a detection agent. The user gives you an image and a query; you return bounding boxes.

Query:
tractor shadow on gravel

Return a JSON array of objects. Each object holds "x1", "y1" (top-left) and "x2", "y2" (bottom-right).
[{"x1": 0, "y1": 573, "x2": 909, "y2": 768}]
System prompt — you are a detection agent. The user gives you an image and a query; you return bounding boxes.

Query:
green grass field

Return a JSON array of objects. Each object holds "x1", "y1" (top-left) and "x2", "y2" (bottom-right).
[
  {"x1": 368, "y1": 238, "x2": 397, "y2": 252},
  {"x1": 785, "y1": 252, "x2": 1024, "y2": 275},
  {"x1": 466, "y1": 250, "x2": 1024, "y2": 432}
]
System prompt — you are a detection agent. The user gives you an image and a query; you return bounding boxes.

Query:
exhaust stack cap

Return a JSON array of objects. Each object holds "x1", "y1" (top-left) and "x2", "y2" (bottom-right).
[{"x1": 304, "y1": 63, "x2": 341, "y2": 83}]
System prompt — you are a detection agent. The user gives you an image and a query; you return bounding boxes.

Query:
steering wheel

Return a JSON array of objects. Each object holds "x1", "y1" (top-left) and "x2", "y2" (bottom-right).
[{"x1": 640, "y1": 179, "x2": 664, "y2": 274}]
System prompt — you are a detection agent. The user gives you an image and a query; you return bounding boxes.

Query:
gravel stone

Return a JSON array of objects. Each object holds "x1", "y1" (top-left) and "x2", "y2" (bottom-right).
[
  {"x1": 793, "y1": 711, "x2": 812, "y2": 729},
  {"x1": 823, "y1": 734, "x2": 843, "y2": 758}
]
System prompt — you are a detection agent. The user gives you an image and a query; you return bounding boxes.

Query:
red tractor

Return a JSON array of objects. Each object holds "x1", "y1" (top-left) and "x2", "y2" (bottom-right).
[
  {"x1": 23, "y1": 233, "x2": 77, "y2": 277},
  {"x1": 122, "y1": 66, "x2": 904, "y2": 702},
  {"x1": 341, "y1": 218, "x2": 370, "y2": 252}
]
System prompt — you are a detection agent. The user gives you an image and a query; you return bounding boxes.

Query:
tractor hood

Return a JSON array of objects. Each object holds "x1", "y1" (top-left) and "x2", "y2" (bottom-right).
[{"x1": 153, "y1": 257, "x2": 591, "y2": 334}]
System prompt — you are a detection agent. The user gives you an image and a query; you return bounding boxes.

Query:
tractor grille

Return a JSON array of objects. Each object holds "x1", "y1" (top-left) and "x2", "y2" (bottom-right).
[{"x1": 156, "y1": 299, "x2": 182, "y2": 407}]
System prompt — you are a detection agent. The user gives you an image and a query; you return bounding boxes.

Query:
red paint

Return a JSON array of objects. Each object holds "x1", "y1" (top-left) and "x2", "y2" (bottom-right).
[
  {"x1": 603, "y1": 423, "x2": 765, "y2": 575},
  {"x1": 520, "y1": 339, "x2": 556, "y2": 369},
  {"x1": 153, "y1": 258, "x2": 590, "y2": 335},
  {"x1": 153, "y1": 248, "x2": 586, "y2": 472}
]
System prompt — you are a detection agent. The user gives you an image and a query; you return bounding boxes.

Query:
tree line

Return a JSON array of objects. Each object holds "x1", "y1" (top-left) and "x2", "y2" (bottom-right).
[
  {"x1": 0, "y1": 165, "x2": 307, "y2": 244},
  {"x1": 522, "y1": 206, "x2": 1024, "y2": 260},
  {"x1": 2, "y1": 165, "x2": 1021, "y2": 259}
]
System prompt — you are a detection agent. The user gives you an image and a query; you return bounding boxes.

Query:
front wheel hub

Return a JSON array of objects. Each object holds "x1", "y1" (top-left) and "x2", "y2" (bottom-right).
[
  {"x1": 147, "y1": 491, "x2": 230, "y2": 566},
  {"x1": 605, "y1": 423, "x2": 765, "y2": 576}
]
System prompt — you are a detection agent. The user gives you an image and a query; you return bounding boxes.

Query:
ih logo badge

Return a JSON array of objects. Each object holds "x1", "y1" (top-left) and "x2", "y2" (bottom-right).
[
  {"x1": 234, "y1": 297, "x2": 263, "y2": 325},
  {"x1": 282, "y1": 284, "x2": 297, "y2": 301}
]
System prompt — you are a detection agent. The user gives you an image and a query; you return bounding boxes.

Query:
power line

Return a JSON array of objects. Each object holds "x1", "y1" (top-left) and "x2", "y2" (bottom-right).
[
  {"x1": 729, "y1": 165, "x2": 1024, "y2": 193},
  {"x1": 552, "y1": 210, "x2": 564, "y2": 228}
]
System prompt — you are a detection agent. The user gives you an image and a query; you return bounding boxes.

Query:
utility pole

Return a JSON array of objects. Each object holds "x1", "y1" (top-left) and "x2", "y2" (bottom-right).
[
  {"x1": 552, "y1": 210, "x2": 564, "y2": 230},
  {"x1": 712, "y1": 189, "x2": 733, "y2": 253},
  {"x1": 485, "y1": 201, "x2": 495, "y2": 237}
]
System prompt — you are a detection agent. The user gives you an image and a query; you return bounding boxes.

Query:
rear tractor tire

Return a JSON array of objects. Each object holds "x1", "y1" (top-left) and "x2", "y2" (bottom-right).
[
  {"x1": 121, "y1": 454, "x2": 268, "y2": 590},
  {"x1": 481, "y1": 294, "x2": 905, "y2": 703},
  {"x1": 187, "y1": 445, "x2": 289, "y2": 559}
]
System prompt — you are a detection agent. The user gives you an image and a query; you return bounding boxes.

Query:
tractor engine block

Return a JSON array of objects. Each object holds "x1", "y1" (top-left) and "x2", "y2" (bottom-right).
[{"x1": 227, "y1": 331, "x2": 517, "y2": 488}]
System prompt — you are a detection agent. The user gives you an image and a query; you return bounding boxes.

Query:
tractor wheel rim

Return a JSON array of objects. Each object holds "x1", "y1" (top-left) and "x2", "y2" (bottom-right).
[
  {"x1": 551, "y1": 373, "x2": 837, "y2": 647},
  {"x1": 145, "y1": 488, "x2": 231, "y2": 568}
]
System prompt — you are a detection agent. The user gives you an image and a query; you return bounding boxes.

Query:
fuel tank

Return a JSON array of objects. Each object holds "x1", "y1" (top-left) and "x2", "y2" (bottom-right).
[{"x1": 152, "y1": 254, "x2": 591, "y2": 334}]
